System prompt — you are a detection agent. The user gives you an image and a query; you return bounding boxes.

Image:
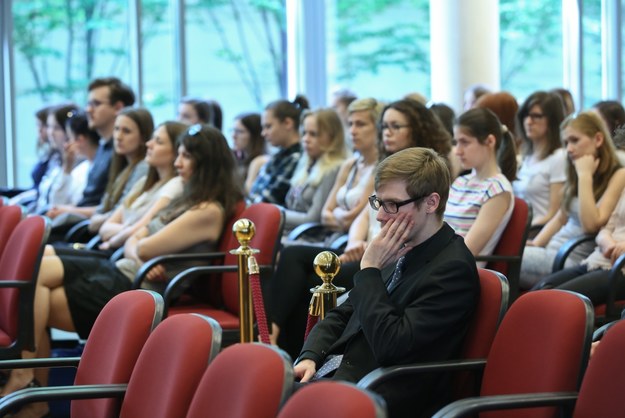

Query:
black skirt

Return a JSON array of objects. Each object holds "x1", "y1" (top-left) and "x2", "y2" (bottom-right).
[{"x1": 61, "y1": 255, "x2": 133, "y2": 339}]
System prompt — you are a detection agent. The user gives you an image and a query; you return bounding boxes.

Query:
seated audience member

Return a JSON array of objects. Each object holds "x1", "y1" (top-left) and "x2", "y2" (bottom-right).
[
  {"x1": 268, "y1": 98, "x2": 452, "y2": 359},
  {"x1": 43, "y1": 109, "x2": 100, "y2": 211},
  {"x1": 473, "y1": 91, "x2": 519, "y2": 153},
  {"x1": 248, "y1": 95, "x2": 309, "y2": 205},
  {"x1": 550, "y1": 87, "x2": 576, "y2": 116},
  {"x1": 10, "y1": 103, "x2": 79, "y2": 211},
  {"x1": 444, "y1": 108, "x2": 517, "y2": 259},
  {"x1": 513, "y1": 91, "x2": 567, "y2": 226},
  {"x1": 0, "y1": 105, "x2": 55, "y2": 198},
  {"x1": 52, "y1": 121, "x2": 186, "y2": 256},
  {"x1": 593, "y1": 100, "x2": 625, "y2": 139},
  {"x1": 331, "y1": 87, "x2": 357, "y2": 129},
  {"x1": 39, "y1": 77, "x2": 136, "y2": 235},
  {"x1": 316, "y1": 98, "x2": 383, "y2": 243},
  {"x1": 47, "y1": 107, "x2": 152, "y2": 236},
  {"x1": 463, "y1": 83, "x2": 491, "y2": 110},
  {"x1": 230, "y1": 112, "x2": 268, "y2": 191},
  {"x1": 0, "y1": 125, "x2": 244, "y2": 418},
  {"x1": 520, "y1": 111, "x2": 625, "y2": 289},
  {"x1": 178, "y1": 97, "x2": 222, "y2": 130},
  {"x1": 294, "y1": 147, "x2": 479, "y2": 418},
  {"x1": 593, "y1": 100, "x2": 625, "y2": 164},
  {"x1": 281, "y1": 108, "x2": 346, "y2": 235},
  {"x1": 532, "y1": 187, "x2": 625, "y2": 304}
]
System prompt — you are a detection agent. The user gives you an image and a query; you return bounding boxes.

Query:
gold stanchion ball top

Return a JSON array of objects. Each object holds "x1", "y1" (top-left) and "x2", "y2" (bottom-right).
[
  {"x1": 313, "y1": 251, "x2": 341, "y2": 278},
  {"x1": 233, "y1": 218, "x2": 255, "y2": 244}
]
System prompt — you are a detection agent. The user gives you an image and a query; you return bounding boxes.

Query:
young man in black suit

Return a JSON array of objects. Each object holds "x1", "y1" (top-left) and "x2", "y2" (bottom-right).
[{"x1": 294, "y1": 147, "x2": 480, "y2": 417}]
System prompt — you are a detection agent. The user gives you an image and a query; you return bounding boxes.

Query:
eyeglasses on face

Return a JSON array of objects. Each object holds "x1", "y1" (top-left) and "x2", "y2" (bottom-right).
[
  {"x1": 368, "y1": 194, "x2": 425, "y2": 214},
  {"x1": 86, "y1": 99, "x2": 110, "y2": 108},
  {"x1": 526, "y1": 112, "x2": 546, "y2": 121},
  {"x1": 379, "y1": 123, "x2": 410, "y2": 133}
]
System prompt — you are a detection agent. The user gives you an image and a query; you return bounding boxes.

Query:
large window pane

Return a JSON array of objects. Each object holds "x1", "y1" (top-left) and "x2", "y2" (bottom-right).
[
  {"x1": 142, "y1": 0, "x2": 176, "y2": 125},
  {"x1": 500, "y1": 0, "x2": 563, "y2": 102},
  {"x1": 184, "y1": 0, "x2": 286, "y2": 129},
  {"x1": 582, "y1": 0, "x2": 602, "y2": 108},
  {"x1": 327, "y1": 0, "x2": 430, "y2": 102},
  {"x1": 12, "y1": 0, "x2": 131, "y2": 187}
]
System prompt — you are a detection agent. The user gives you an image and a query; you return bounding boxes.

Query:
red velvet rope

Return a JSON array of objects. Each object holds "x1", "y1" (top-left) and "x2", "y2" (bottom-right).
[
  {"x1": 304, "y1": 313, "x2": 319, "y2": 341},
  {"x1": 249, "y1": 266, "x2": 270, "y2": 344}
]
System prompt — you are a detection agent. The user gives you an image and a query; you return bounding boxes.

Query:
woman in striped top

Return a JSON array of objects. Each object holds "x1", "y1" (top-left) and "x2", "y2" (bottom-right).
[{"x1": 444, "y1": 107, "x2": 517, "y2": 258}]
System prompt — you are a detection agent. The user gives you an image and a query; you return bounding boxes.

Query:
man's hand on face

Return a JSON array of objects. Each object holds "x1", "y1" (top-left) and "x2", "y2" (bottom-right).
[{"x1": 360, "y1": 213, "x2": 414, "y2": 270}]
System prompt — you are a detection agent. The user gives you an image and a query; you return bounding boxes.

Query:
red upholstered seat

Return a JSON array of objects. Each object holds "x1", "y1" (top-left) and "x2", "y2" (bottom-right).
[
  {"x1": 161, "y1": 203, "x2": 284, "y2": 344},
  {"x1": 186, "y1": 343, "x2": 293, "y2": 418},
  {"x1": 432, "y1": 290, "x2": 594, "y2": 418},
  {"x1": 0, "y1": 205, "x2": 22, "y2": 258},
  {"x1": 476, "y1": 197, "x2": 532, "y2": 301},
  {"x1": 71, "y1": 290, "x2": 164, "y2": 418},
  {"x1": 0, "y1": 215, "x2": 50, "y2": 359},
  {"x1": 278, "y1": 381, "x2": 387, "y2": 418}
]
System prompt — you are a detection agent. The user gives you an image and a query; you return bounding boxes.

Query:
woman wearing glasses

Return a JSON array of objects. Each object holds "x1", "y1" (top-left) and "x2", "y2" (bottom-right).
[
  {"x1": 268, "y1": 98, "x2": 452, "y2": 359},
  {"x1": 1, "y1": 126, "x2": 243, "y2": 418},
  {"x1": 513, "y1": 91, "x2": 567, "y2": 226},
  {"x1": 444, "y1": 107, "x2": 517, "y2": 259}
]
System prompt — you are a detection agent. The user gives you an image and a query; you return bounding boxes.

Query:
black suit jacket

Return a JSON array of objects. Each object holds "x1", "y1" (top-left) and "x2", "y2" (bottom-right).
[{"x1": 298, "y1": 222, "x2": 479, "y2": 416}]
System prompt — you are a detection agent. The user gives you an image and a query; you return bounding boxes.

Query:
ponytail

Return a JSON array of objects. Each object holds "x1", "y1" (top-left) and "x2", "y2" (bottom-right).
[{"x1": 497, "y1": 125, "x2": 518, "y2": 182}]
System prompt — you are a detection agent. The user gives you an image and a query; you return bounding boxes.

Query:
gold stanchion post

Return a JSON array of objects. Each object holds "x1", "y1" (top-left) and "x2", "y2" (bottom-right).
[
  {"x1": 309, "y1": 251, "x2": 345, "y2": 320},
  {"x1": 231, "y1": 218, "x2": 259, "y2": 343}
]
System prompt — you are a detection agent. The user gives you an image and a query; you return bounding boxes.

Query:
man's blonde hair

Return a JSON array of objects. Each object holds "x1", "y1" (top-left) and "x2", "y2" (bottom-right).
[{"x1": 375, "y1": 147, "x2": 450, "y2": 219}]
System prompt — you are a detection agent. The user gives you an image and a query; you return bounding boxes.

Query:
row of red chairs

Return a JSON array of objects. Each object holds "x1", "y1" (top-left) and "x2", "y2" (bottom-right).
[{"x1": 0, "y1": 290, "x2": 387, "y2": 418}]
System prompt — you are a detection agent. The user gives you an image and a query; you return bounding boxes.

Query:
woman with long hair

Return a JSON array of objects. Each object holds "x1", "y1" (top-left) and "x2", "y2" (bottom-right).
[
  {"x1": 520, "y1": 111, "x2": 625, "y2": 289},
  {"x1": 513, "y1": 91, "x2": 567, "y2": 226},
  {"x1": 248, "y1": 95, "x2": 310, "y2": 205},
  {"x1": 444, "y1": 107, "x2": 517, "y2": 258},
  {"x1": 0, "y1": 125, "x2": 244, "y2": 418},
  {"x1": 281, "y1": 108, "x2": 346, "y2": 233},
  {"x1": 230, "y1": 112, "x2": 268, "y2": 191}
]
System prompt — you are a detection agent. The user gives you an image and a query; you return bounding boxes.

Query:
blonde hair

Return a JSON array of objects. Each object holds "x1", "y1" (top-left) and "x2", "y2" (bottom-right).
[
  {"x1": 292, "y1": 108, "x2": 347, "y2": 187},
  {"x1": 561, "y1": 111, "x2": 622, "y2": 210}
]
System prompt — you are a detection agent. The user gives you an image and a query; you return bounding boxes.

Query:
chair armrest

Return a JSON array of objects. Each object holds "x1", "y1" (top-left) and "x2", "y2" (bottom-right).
[
  {"x1": 0, "y1": 281, "x2": 31, "y2": 289},
  {"x1": 551, "y1": 234, "x2": 596, "y2": 272},
  {"x1": 132, "y1": 252, "x2": 227, "y2": 288},
  {"x1": 431, "y1": 392, "x2": 578, "y2": 418},
  {"x1": 0, "y1": 357, "x2": 81, "y2": 370},
  {"x1": 86, "y1": 234, "x2": 103, "y2": 250},
  {"x1": 0, "y1": 383, "x2": 127, "y2": 415},
  {"x1": 286, "y1": 222, "x2": 325, "y2": 241},
  {"x1": 162, "y1": 264, "x2": 273, "y2": 315},
  {"x1": 474, "y1": 255, "x2": 519, "y2": 263},
  {"x1": 605, "y1": 252, "x2": 625, "y2": 321},
  {"x1": 64, "y1": 219, "x2": 93, "y2": 243},
  {"x1": 357, "y1": 359, "x2": 487, "y2": 390},
  {"x1": 330, "y1": 234, "x2": 349, "y2": 251}
]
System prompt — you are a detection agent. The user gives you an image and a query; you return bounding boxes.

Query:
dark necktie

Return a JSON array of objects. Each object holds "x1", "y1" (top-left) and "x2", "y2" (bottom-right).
[{"x1": 386, "y1": 256, "x2": 406, "y2": 293}]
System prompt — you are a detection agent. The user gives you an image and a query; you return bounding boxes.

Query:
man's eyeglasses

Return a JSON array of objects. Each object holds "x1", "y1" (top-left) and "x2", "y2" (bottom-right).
[
  {"x1": 368, "y1": 194, "x2": 425, "y2": 214},
  {"x1": 86, "y1": 99, "x2": 110, "y2": 108},
  {"x1": 526, "y1": 112, "x2": 546, "y2": 121},
  {"x1": 379, "y1": 123, "x2": 410, "y2": 133}
]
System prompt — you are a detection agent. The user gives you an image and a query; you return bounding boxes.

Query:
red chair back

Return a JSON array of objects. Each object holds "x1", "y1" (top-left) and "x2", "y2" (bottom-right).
[
  {"x1": 480, "y1": 290, "x2": 593, "y2": 418},
  {"x1": 453, "y1": 269, "x2": 509, "y2": 399},
  {"x1": 119, "y1": 314, "x2": 222, "y2": 418},
  {"x1": 221, "y1": 203, "x2": 283, "y2": 316},
  {"x1": 277, "y1": 381, "x2": 387, "y2": 418},
  {"x1": 0, "y1": 215, "x2": 49, "y2": 357},
  {"x1": 0, "y1": 205, "x2": 22, "y2": 258},
  {"x1": 574, "y1": 319, "x2": 625, "y2": 418},
  {"x1": 186, "y1": 343, "x2": 292, "y2": 418},
  {"x1": 481, "y1": 197, "x2": 532, "y2": 301},
  {"x1": 71, "y1": 290, "x2": 164, "y2": 418}
]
